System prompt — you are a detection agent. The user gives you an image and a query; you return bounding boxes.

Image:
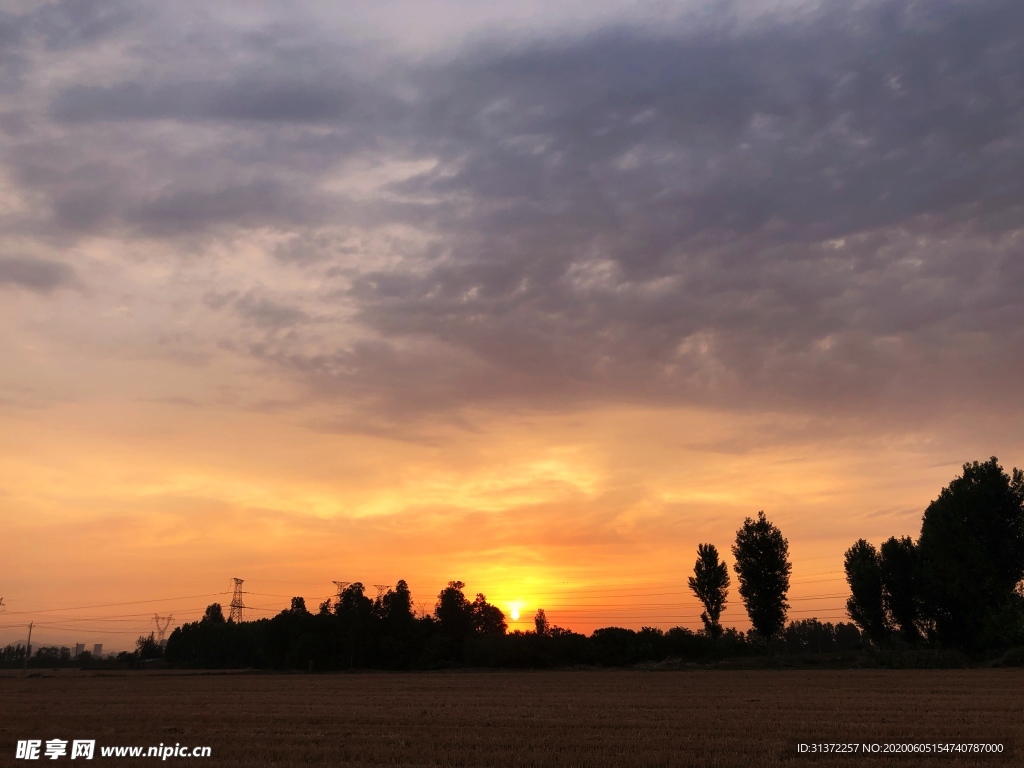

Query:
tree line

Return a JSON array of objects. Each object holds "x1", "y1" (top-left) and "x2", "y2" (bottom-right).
[
  {"x1": 0, "y1": 641, "x2": 157, "y2": 669},
  {"x1": 843, "y1": 457, "x2": 1024, "y2": 653},
  {"x1": 2, "y1": 510, "x2": 863, "y2": 670},
  {"x1": 686, "y1": 457, "x2": 1024, "y2": 657},
  {"x1": 155, "y1": 510, "x2": 865, "y2": 670},
  {"x1": 157, "y1": 583, "x2": 860, "y2": 671},
  {"x1": 19, "y1": 457, "x2": 1019, "y2": 671}
]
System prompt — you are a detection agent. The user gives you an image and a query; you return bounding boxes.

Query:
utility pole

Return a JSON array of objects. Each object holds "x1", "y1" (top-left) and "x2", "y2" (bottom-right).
[
  {"x1": 229, "y1": 578, "x2": 245, "y2": 623},
  {"x1": 24, "y1": 622, "x2": 32, "y2": 672}
]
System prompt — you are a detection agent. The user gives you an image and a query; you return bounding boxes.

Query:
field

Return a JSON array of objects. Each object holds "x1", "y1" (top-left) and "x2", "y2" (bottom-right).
[{"x1": 2, "y1": 669, "x2": 1021, "y2": 766}]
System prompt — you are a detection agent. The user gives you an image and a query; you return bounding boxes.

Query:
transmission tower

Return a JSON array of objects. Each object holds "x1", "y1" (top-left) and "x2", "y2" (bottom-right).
[
  {"x1": 332, "y1": 581, "x2": 349, "y2": 599},
  {"x1": 153, "y1": 614, "x2": 173, "y2": 646},
  {"x1": 229, "y1": 578, "x2": 245, "y2": 623},
  {"x1": 373, "y1": 584, "x2": 390, "y2": 601}
]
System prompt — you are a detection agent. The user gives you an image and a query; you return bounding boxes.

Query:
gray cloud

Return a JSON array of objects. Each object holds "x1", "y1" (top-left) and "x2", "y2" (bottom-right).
[
  {"x1": 337, "y1": 0, "x2": 1024, "y2": 417},
  {"x1": 0, "y1": 257, "x2": 79, "y2": 293},
  {"x1": 50, "y1": 80, "x2": 364, "y2": 124},
  {"x1": 1, "y1": 0, "x2": 1023, "y2": 425},
  {"x1": 37, "y1": 0, "x2": 140, "y2": 50},
  {"x1": 234, "y1": 292, "x2": 309, "y2": 331},
  {"x1": 204, "y1": 290, "x2": 310, "y2": 331}
]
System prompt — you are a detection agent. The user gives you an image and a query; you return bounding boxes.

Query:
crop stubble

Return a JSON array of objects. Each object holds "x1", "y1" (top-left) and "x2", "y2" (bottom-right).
[{"x1": 1, "y1": 669, "x2": 1021, "y2": 766}]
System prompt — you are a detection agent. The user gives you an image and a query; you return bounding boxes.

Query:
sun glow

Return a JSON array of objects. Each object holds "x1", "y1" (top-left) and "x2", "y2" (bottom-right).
[{"x1": 509, "y1": 602, "x2": 522, "y2": 621}]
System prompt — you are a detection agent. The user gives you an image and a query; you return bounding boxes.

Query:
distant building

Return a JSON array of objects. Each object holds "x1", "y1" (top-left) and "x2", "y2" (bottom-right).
[
  {"x1": 74, "y1": 643, "x2": 86, "y2": 658},
  {"x1": 93, "y1": 643, "x2": 103, "y2": 658}
]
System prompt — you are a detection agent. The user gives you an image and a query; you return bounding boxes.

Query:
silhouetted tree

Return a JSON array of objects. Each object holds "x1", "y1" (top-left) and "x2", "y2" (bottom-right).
[
  {"x1": 917, "y1": 457, "x2": 1024, "y2": 650},
  {"x1": 336, "y1": 583, "x2": 373, "y2": 668},
  {"x1": 202, "y1": 603, "x2": 226, "y2": 624},
  {"x1": 879, "y1": 536, "x2": 921, "y2": 644},
  {"x1": 433, "y1": 580, "x2": 475, "y2": 662},
  {"x1": 288, "y1": 596, "x2": 309, "y2": 615},
  {"x1": 637, "y1": 627, "x2": 665, "y2": 660},
  {"x1": 834, "y1": 622, "x2": 862, "y2": 651},
  {"x1": 167, "y1": 615, "x2": 272, "y2": 668},
  {"x1": 590, "y1": 627, "x2": 639, "y2": 666},
  {"x1": 375, "y1": 580, "x2": 419, "y2": 668},
  {"x1": 784, "y1": 619, "x2": 833, "y2": 653},
  {"x1": 435, "y1": 581, "x2": 473, "y2": 638},
  {"x1": 0, "y1": 644, "x2": 27, "y2": 665},
  {"x1": 781, "y1": 618, "x2": 863, "y2": 654},
  {"x1": 844, "y1": 539, "x2": 891, "y2": 645},
  {"x1": 381, "y1": 580, "x2": 415, "y2": 624},
  {"x1": 534, "y1": 608, "x2": 549, "y2": 636},
  {"x1": 688, "y1": 543, "x2": 730, "y2": 639},
  {"x1": 732, "y1": 511, "x2": 792, "y2": 639},
  {"x1": 33, "y1": 646, "x2": 71, "y2": 666},
  {"x1": 470, "y1": 593, "x2": 507, "y2": 635},
  {"x1": 136, "y1": 633, "x2": 162, "y2": 659}
]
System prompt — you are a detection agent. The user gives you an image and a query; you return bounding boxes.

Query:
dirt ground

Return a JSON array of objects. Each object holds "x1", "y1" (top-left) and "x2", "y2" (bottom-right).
[{"x1": 1, "y1": 669, "x2": 1020, "y2": 766}]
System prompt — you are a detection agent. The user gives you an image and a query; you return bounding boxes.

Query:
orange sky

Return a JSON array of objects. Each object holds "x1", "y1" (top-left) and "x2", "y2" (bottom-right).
[
  {"x1": 3, "y1": 389, "x2": 1018, "y2": 650},
  {"x1": 2, "y1": 0, "x2": 1024, "y2": 652}
]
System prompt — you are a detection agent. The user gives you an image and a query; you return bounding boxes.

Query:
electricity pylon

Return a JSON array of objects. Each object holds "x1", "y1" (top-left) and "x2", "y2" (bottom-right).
[
  {"x1": 153, "y1": 614, "x2": 173, "y2": 645},
  {"x1": 229, "y1": 578, "x2": 245, "y2": 623}
]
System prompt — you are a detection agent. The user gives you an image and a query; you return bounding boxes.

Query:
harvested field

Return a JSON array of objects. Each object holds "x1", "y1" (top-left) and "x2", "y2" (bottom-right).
[{"x1": 2, "y1": 669, "x2": 1021, "y2": 766}]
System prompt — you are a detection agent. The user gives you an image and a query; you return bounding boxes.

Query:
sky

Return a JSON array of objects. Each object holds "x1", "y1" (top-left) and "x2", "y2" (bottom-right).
[{"x1": 1, "y1": 0, "x2": 1023, "y2": 650}]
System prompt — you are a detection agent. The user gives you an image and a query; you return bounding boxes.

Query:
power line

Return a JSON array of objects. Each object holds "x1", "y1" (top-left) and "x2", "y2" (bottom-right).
[
  {"x1": 6, "y1": 615, "x2": 171, "y2": 624},
  {"x1": 0, "y1": 592, "x2": 227, "y2": 616},
  {"x1": 20, "y1": 626, "x2": 153, "y2": 636},
  {"x1": 523, "y1": 589, "x2": 848, "y2": 604},
  {"x1": 520, "y1": 577, "x2": 847, "y2": 599},
  {"x1": 244, "y1": 591, "x2": 314, "y2": 599}
]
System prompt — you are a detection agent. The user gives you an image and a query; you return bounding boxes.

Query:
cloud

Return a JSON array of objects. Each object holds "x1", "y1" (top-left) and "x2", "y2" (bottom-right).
[
  {"x1": 0, "y1": 257, "x2": 79, "y2": 293},
  {"x1": 234, "y1": 292, "x2": 309, "y2": 331},
  {"x1": 50, "y1": 79, "x2": 363, "y2": 124},
  {"x1": 32, "y1": 0, "x2": 142, "y2": 51},
  {"x1": 332, "y1": 0, "x2": 1024, "y2": 418},
  {"x1": 0, "y1": 0, "x2": 1021, "y2": 427}
]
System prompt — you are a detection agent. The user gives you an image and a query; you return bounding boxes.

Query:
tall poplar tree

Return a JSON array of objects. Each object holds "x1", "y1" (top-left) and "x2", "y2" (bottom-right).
[
  {"x1": 732, "y1": 511, "x2": 792, "y2": 639},
  {"x1": 688, "y1": 543, "x2": 730, "y2": 638}
]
